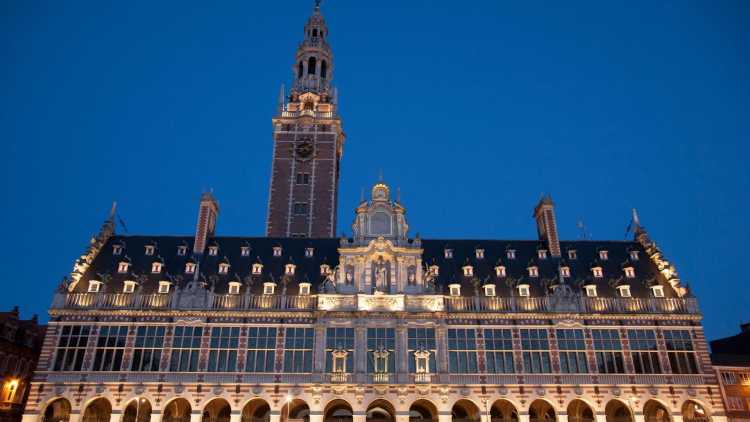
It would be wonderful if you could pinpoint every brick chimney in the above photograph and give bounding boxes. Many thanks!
[533,195,561,257]
[193,191,219,255]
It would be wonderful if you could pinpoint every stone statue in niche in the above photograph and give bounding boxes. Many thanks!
[372,258,390,293]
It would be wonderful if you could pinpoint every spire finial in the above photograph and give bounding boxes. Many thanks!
[314,0,322,11]
[360,187,365,203]
[378,168,384,182]
[108,201,117,223]
[632,208,641,229]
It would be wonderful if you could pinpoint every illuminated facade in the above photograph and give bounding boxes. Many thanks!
[0,308,45,422]
[22,5,726,422]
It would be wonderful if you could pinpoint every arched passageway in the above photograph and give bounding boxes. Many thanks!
[567,400,594,422]
[490,400,518,422]
[242,399,272,422]
[452,400,480,422]
[409,400,438,422]
[82,398,112,422]
[325,400,353,422]
[282,399,310,422]
[42,398,71,422]
[123,398,152,422]
[605,400,633,422]
[203,399,231,422]
[366,400,395,422]
[644,401,670,422]
[681,401,710,422]
[529,400,555,422]
[163,399,192,422]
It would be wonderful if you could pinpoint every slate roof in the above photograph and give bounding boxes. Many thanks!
[74,235,678,299]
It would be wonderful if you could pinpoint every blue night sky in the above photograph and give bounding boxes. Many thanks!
[2,1,748,340]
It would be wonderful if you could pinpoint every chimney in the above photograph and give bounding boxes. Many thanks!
[741,322,750,334]
[193,191,219,255]
[534,195,561,257]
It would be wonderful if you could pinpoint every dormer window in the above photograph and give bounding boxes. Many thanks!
[208,246,218,256]
[305,247,314,258]
[629,250,639,261]
[151,262,163,274]
[273,247,282,257]
[599,250,609,261]
[252,263,263,275]
[517,284,530,297]
[527,266,539,278]
[507,250,516,260]
[285,263,296,275]
[320,264,330,275]
[218,263,230,274]
[617,285,631,298]
[158,281,171,294]
[592,267,604,278]
[123,280,136,294]
[568,249,577,260]
[240,246,250,257]
[429,265,439,276]
[88,280,102,293]
[144,245,155,256]
[185,262,196,274]
[299,282,311,296]
[585,285,597,297]
[462,265,473,277]
[495,266,506,278]
[177,245,187,256]
[624,267,636,278]
[449,284,461,296]
[444,249,453,259]
[560,266,571,278]
[263,282,276,295]
[651,285,665,298]
[117,261,130,274]
[483,284,496,297]
[228,282,241,295]
[538,249,548,259]
[475,249,485,259]
[112,245,123,256]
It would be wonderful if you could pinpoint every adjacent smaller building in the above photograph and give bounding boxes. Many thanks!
[711,324,750,422]
[0,308,46,422]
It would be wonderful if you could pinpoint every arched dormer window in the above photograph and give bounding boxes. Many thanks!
[527,266,539,278]
[462,265,473,277]
[624,267,636,278]
[298,61,304,78]
[321,60,327,78]
[560,266,571,278]
[88,280,102,293]
[118,261,130,274]
[312,28,318,38]
[592,266,604,278]
[228,281,241,295]
[308,57,317,75]
[252,263,263,275]
[483,284,496,297]
[185,262,196,274]
[449,283,461,296]
[495,265,506,278]
[151,262,163,274]
[320,264,330,275]
[285,263,296,275]
[218,262,230,274]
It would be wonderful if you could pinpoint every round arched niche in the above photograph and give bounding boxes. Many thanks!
[529,400,556,422]
[242,399,272,422]
[490,399,519,422]
[324,399,353,422]
[452,399,481,422]
[605,400,633,422]
[282,399,310,422]
[43,398,72,422]
[203,399,231,422]
[82,398,112,422]
[163,398,192,422]
[410,400,438,422]
[366,400,395,422]
[644,400,670,422]
[123,398,152,422]
[681,401,710,422]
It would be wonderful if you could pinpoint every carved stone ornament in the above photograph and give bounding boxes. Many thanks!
[687,387,696,397]
[374,385,388,396]
[648,386,658,396]
[174,317,205,324]
[535,387,545,396]
[612,387,621,397]
[460,387,471,397]
[498,386,509,396]
[252,385,263,395]
[212,385,224,395]
[134,384,146,394]
[174,384,185,394]
[94,384,106,394]
[417,386,431,396]
[54,385,66,396]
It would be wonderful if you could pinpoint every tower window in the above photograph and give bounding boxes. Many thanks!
[151,262,163,274]
[273,247,282,257]
[568,249,577,260]
[462,265,473,277]
[296,173,310,185]
[624,267,636,278]
[112,245,123,255]
[475,249,484,259]
[495,266,506,278]
[599,250,609,260]
[444,249,453,259]
[308,57,317,75]
[208,246,218,256]
[118,262,130,274]
[285,263,296,275]
[429,265,439,276]
[592,267,604,278]
[538,249,548,259]
[320,264,330,275]
[298,61,303,78]
[560,266,571,278]
[144,245,155,256]
[294,203,309,215]
[528,266,539,278]
[240,246,250,257]
[177,245,187,256]
[507,249,516,260]
[305,247,314,258]
[321,60,327,78]
[630,250,640,261]
[218,263,230,274]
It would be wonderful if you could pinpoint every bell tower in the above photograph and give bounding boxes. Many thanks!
[266,1,345,238]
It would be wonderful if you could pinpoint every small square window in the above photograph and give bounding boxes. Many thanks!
[273,247,282,257]
[495,266,506,278]
[285,264,296,275]
[538,249,548,259]
[299,282,311,295]
[252,263,263,275]
[144,245,155,256]
[296,173,310,185]
[117,262,130,274]
[630,250,639,261]
[218,263,230,274]
[208,246,218,256]
[185,262,196,274]
[305,247,314,258]
[444,249,453,259]
[88,281,101,293]
[475,249,485,259]
[123,280,136,294]
[449,284,461,296]
[462,265,473,277]
[158,281,171,294]
[177,245,187,256]
[112,245,123,256]
[151,262,163,274]
[624,267,636,278]
[240,246,250,257]
[585,285,597,297]
[528,266,539,277]
[618,285,631,298]
[592,267,603,278]
[320,264,330,275]
[651,285,664,298]
[560,266,570,278]
[507,249,516,260]
[228,282,240,295]
[293,202,309,215]
[568,249,577,260]
[599,250,609,260]
[518,285,530,297]
[263,282,276,295]
[483,284,496,297]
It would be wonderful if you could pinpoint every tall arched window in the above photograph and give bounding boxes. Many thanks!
[312,29,318,37]
[298,61,303,78]
[308,57,317,75]
[321,60,327,78]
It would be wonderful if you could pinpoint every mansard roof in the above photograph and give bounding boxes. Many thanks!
[73,234,677,299]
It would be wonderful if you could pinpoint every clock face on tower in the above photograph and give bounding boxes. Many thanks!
[295,141,314,160]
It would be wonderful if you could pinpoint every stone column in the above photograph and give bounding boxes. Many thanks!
[436,322,449,374]
[150,412,161,422]
[313,323,327,374]
[594,413,607,422]
[309,412,324,422]
[558,414,568,422]
[356,323,367,374]
[671,415,684,422]
[353,411,366,422]
[517,414,529,422]
[270,410,281,422]
[633,413,645,422]
[230,411,242,422]
[190,411,202,422]
[110,410,123,422]
[396,325,408,381]
[69,412,81,422]
[21,414,38,422]
[438,412,452,422]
